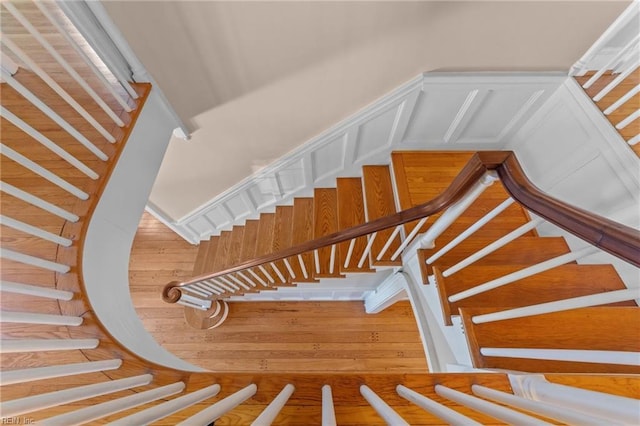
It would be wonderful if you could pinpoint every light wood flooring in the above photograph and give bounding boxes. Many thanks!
[129,212,429,373]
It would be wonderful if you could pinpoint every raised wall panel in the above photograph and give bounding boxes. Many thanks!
[354,105,398,162]
[204,205,232,229]
[187,216,214,238]
[224,193,253,221]
[247,179,277,210]
[312,134,347,182]
[276,158,306,196]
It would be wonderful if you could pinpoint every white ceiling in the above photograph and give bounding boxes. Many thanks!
[102,1,629,220]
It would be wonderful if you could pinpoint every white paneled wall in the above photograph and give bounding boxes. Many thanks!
[152,73,564,243]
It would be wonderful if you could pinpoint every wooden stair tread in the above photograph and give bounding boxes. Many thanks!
[192,240,211,276]
[253,213,278,288]
[291,198,318,283]
[337,177,374,273]
[362,165,401,266]
[435,264,635,325]
[202,236,219,274]
[212,231,233,272]
[240,220,260,262]
[272,206,295,286]
[314,188,344,278]
[460,306,640,374]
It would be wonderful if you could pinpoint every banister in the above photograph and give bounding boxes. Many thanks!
[163,151,640,303]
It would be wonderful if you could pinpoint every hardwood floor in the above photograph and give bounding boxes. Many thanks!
[129,213,429,373]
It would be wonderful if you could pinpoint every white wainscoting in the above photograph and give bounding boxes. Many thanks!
[153,73,564,243]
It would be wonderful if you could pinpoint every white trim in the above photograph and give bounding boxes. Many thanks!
[364,272,407,314]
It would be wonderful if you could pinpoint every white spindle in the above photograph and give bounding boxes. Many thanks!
[198,282,222,295]
[0,247,70,273]
[42,382,185,426]
[0,214,72,246]
[593,57,640,101]
[604,84,640,115]
[179,293,212,310]
[175,384,258,426]
[258,265,276,284]
[628,134,640,145]
[282,259,296,280]
[322,385,337,426]
[391,217,428,260]
[329,244,337,274]
[427,198,515,265]
[1,50,18,74]
[343,239,356,268]
[0,338,98,353]
[358,232,377,268]
[509,374,640,425]
[212,278,236,292]
[481,348,640,366]
[1,106,99,179]
[3,1,126,127]
[0,280,73,300]
[248,269,268,287]
[191,283,216,295]
[1,374,153,418]
[177,299,208,311]
[229,274,251,290]
[314,249,321,274]
[616,109,640,129]
[360,385,409,426]
[396,385,482,426]
[251,384,295,425]
[33,1,133,112]
[416,172,498,249]
[448,246,599,302]
[0,310,82,326]
[270,262,287,282]
[471,384,616,426]
[434,385,553,426]
[376,225,402,260]
[1,144,89,200]
[582,35,640,89]
[298,254,309,279]
[184,286,210,298]
[206,301,230,330]
[0,34,118,143]
[473,288,640,324]
[1,69,110,158]
[0,181,79,222]
[109,383,221,426]
[0,359,121,386]
[443,218,543,277]
[220,276,241,290]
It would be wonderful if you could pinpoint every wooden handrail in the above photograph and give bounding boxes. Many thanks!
[163,151,640,303]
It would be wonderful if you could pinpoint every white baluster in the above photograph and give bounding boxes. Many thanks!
[41,382,185,426]
[2,374,153,418]
[443,218,543,277]
[179,293,212,310]
[258,265,276,284]
[0,181,79,222]
[238,271,258,287]
[1,144,89,200]
[0,280,73,300]
[322,385,337,426]
[0,34,118,143]
[251,384,295,425]
[396,385,482,426]
[0,68,111,157]
[175,384,258,426]
[376,225,402,260]
[435,385,553,425]
[360,385,409,425]
[220,276,241,290]
[282,259,296,280]
[628,134,640,145]
[297,254,309,279]
[0,106,99,179]
[473,288,640,324]
[247,269,268,287]
[212,278,236,292]
[616,109,640,130]
[0,338,98,353]
[509,374,640,425]
[471,384,617,426]
[191,283,216,295]
[177,299,208,311]
[329,244,337,274]
[184,285,210,298]
[229,274,251,290]
[0,247,70,273]
[3,1,125,127]
[391,217,428,260]
[582,35,640,88]
[0,214,72,246]
[33,1,133,112]
[270,262,287,282]
[358,232,377,268]
[481,348,640,366]
[343,239,356,268]
[108,383,221,426]
[427,198,514,265]
[448,246,599,302]
[593,57,640,102]
[0,310,82,326]
[0,359,122,385]
[314,249,321,274]
[604,84,640,115]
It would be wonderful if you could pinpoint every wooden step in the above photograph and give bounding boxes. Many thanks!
[240,220,260,262]
[424,236,571,276]
[436,264,635,325]
[212,230,233,272]
[362,165,401,267]
[460,306,640,374]
[291,198,319,283]
[192,239,211,276]
[254,213,279,288]
[271,206,296,286]
[337,178,374,273]
[313,188,344,278]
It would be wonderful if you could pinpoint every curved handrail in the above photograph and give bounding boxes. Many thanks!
[163,151,640,303]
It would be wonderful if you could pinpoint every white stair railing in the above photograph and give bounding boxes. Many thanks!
[175,384,257,426]
[251,384,295,425]
[396,384,482,425]
[321,385,337,426]
[360,385,409,426]
[480,348,640,367]
[0,359,122,385]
